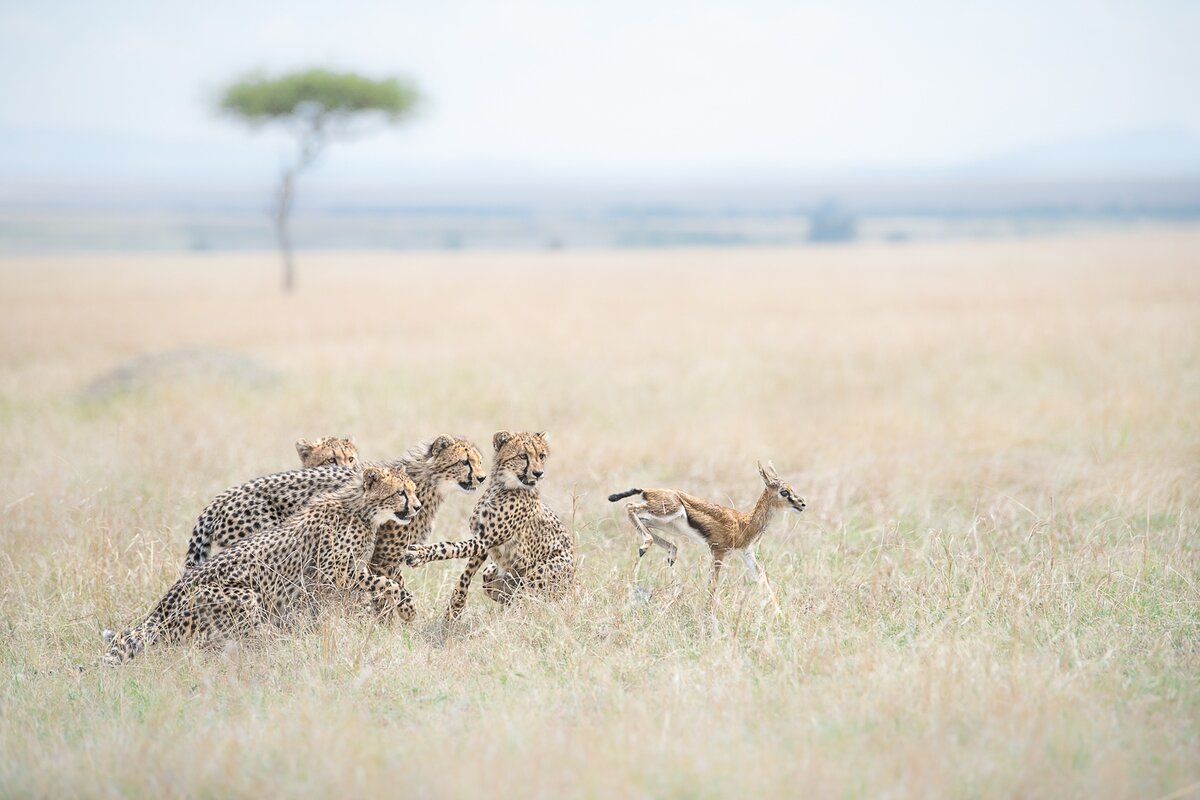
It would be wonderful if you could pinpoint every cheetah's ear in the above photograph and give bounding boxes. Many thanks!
[296,439,314,460]
[362,467,382,491]
[535,431,549,444]
[493,431,513,451]
[429,435,454,457]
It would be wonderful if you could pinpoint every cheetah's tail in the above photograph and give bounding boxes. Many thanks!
[99,622,150,665]
[607,488,643,502]
[183,508,216,568]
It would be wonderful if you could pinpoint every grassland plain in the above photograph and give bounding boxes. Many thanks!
[0,230,1197,798]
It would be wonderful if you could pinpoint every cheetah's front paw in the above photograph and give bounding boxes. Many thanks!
[395,590,417,623]
[403,544,431,567]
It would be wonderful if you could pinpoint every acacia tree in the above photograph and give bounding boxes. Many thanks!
[218,69,419,292]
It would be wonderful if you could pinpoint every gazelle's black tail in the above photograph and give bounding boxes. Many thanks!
[607,488,643,502]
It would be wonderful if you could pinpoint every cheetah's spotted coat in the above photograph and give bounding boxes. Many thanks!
[405,431,575,620]
[102,464,419,664]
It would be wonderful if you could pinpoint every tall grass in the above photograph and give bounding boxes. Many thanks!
[1,231,1197,797]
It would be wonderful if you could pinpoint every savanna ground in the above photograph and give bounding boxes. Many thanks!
[0,230,1197,798]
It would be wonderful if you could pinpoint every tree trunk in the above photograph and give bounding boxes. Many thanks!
[274,166,296,293]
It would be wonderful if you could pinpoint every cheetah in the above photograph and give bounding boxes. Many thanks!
[295,436,359,468]
[368,435,486,580]
[404,431,575,621]
[183,435,483,569]
[102,464,419,664]
[608,461,806,611]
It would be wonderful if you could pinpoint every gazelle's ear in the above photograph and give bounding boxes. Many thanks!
[758,461,772,485]
[493,431,513,451]
[767,460,780,479]
[362,467,381,491]
[296,439,314,460]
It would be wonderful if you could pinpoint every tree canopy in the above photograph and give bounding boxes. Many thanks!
[219,68,419,131]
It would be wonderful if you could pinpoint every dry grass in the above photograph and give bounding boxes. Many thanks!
[1,231,1198,798]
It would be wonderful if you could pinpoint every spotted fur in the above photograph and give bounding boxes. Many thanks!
[184,435,483,570]
[404,431,575,620]
[296,436,359,468]
[368,435,486,579]
[101,464,419,664]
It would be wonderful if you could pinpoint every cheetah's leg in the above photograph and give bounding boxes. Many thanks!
[353,565,415,622]
[522,552,576,601]
[405,536,488,568]
[447,553,487,621]
[190,586,265,646]
[481,562,522,605]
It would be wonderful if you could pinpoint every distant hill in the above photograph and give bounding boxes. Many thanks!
[1,127,1199,216]
[952,128,1200,179]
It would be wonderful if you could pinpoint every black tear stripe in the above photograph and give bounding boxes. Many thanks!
[683,509,712,541]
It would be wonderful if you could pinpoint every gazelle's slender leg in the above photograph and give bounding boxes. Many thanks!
[741,547,782,614]
[708,545,729,608]
[626,504,656,557]
[627,505,679,565]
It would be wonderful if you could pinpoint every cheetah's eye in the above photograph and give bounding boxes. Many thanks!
[325,458,337,465]
[462,459,470,466]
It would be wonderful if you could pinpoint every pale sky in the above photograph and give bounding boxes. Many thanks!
[1,0,1198,181]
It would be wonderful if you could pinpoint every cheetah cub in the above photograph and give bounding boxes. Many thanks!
[295,436,359,468]
[608,461,806,611]
[101,464,419,664]
[404,431,575,620]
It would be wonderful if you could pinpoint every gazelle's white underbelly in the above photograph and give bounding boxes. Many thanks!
[640,509,709,547]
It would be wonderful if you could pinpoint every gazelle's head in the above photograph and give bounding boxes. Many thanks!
[758,461,807,514]
[492,431,550,490]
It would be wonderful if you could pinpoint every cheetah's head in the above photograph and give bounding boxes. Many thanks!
[362,463,421,529]
[491,431,550,490]
[758,461,806,514]
[296,436,359,468]
[425,435,487,494]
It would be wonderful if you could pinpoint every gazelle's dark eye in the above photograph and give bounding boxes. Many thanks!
[780,490,789,498]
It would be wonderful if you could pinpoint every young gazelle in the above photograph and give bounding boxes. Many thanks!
[608,462,805,611]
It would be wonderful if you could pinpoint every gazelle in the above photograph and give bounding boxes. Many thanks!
[608,462,806,611]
